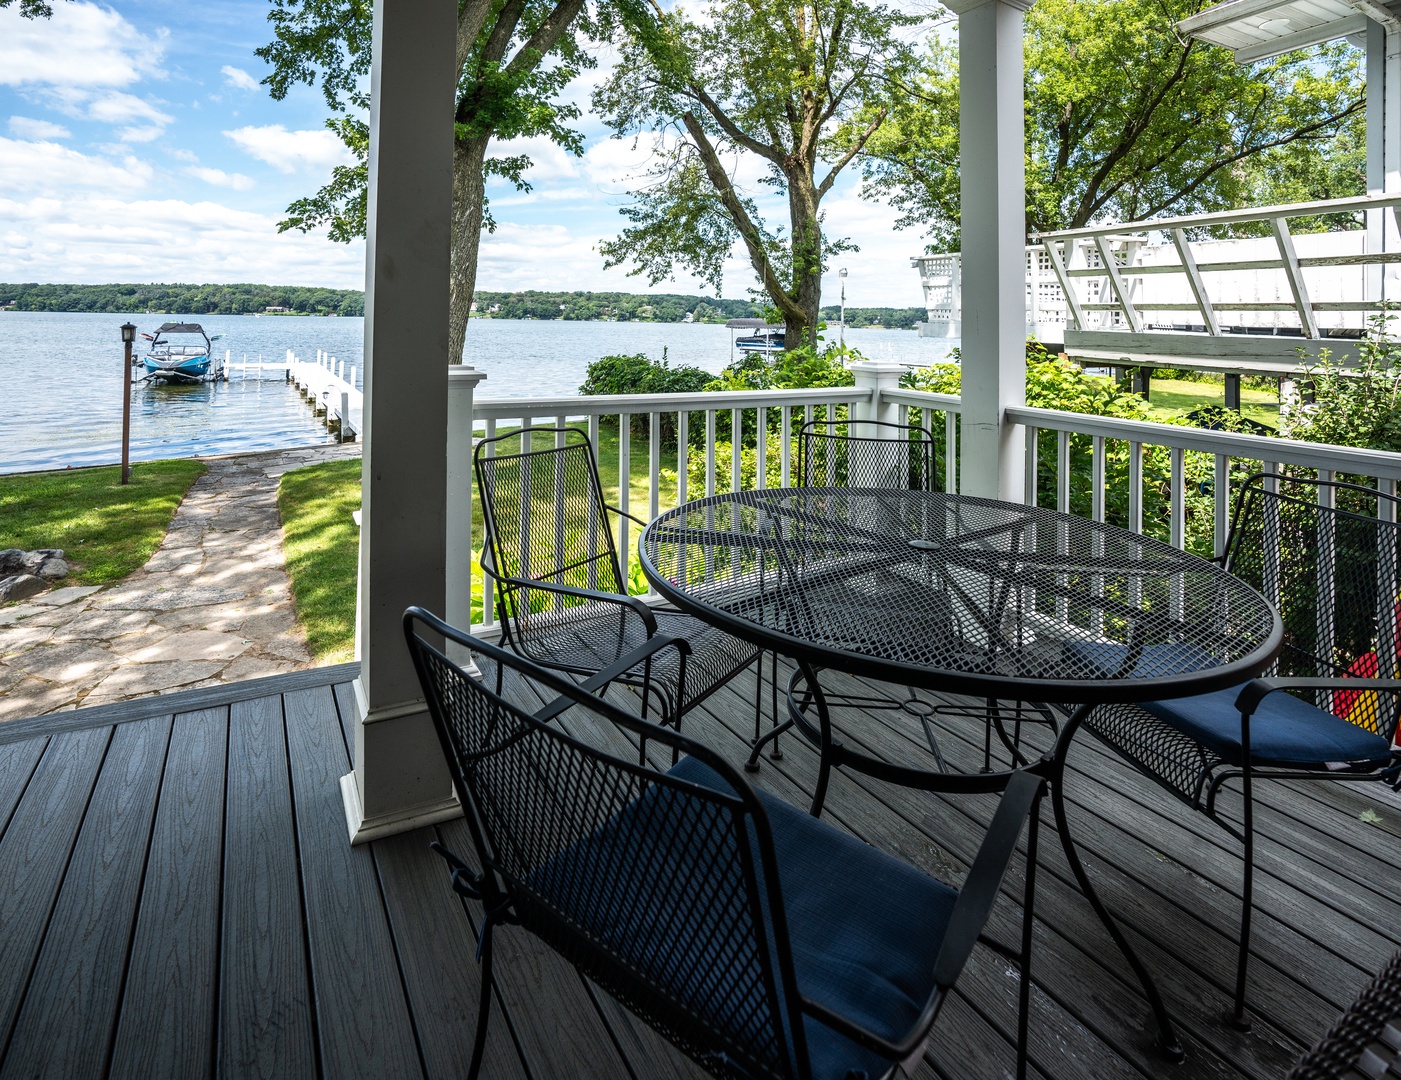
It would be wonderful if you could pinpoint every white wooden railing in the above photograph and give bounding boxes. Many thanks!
[462,381,1401,633]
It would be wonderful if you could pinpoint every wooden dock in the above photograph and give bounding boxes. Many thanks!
[0,657,1396,1078]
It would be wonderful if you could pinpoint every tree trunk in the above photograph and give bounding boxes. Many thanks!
[448,134,490,366]
[785,175,823,350]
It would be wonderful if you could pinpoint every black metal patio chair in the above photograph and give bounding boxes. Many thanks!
[1080,473,1401,1028]
[798,417,936,490]
[404,606,1047,1080]
[1287,949,1401,1080]
[475,427,762,744]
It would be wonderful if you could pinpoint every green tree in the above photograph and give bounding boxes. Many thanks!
[257,0,595,363]
[858,0,1364,249]
[0,0,54,15]
[593,0,919,350]
[1283,318,1401,453]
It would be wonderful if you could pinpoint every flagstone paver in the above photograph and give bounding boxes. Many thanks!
[0,443,361,721]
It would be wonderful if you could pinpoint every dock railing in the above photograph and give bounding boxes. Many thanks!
[288,350,362,441]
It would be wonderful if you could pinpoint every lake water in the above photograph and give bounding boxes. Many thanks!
[0,311,954,474]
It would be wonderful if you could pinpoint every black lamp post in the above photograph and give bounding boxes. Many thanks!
[120,322,136,483]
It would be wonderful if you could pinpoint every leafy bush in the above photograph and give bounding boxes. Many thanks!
[579,351,715,446]
[1283,317,1401,453]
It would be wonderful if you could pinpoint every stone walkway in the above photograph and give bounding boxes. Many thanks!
[0,443,361,722]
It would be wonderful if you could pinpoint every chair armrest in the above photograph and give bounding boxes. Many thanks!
[1234,677,1401,719]
[798,769,1047,1061]
[533,635,688,724]
[481,555,659,638]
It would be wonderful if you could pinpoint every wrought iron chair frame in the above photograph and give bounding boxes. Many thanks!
[404,606,1047,1080]
[474,426,763,739]
[1083,472,1401,1028]
[797,417,937,491]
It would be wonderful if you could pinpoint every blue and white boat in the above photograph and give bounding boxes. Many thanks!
[142,323,223,383]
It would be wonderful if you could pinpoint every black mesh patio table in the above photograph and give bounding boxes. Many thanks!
[640,487,1283,1062]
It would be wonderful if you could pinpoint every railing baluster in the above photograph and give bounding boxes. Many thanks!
[780,405,792,487]
[706,410,717,497]
[1056,429,1070,514]
[1214,453,1230,560]
[1170,446,1185,550]
[1024,426,1039,507]
[587,414,600,592]
[1317,469,1336,708]
[649,412,661,523]
[1129,440,1143,534]
[553,418,568,612]
[1377,477,1398,682]
[481,418,497,630]
[756,407,767,490]
[1092,435,1105,523]
[677,411,689,505]
[732,408,743,492]
[619,412,631,586]
[945,412,957,494]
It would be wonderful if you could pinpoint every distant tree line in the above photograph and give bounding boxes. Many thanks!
[0,283,365,317]
[473,290,761,323]
[818,306,925,330]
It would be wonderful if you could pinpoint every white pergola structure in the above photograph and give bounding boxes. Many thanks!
[340,0,1037,841]
[1178,0,1401,293]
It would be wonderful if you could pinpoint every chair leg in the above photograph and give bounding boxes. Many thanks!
[1015,791,1043,1080]
[1229,761,1255,1030]
[468,925,497,1080]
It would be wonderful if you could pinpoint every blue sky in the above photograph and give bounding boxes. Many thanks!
[0,0,930,306]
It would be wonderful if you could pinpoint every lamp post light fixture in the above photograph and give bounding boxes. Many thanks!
[838,268,848,348]
[120,322,136,484]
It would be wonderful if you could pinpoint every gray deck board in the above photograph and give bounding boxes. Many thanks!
[1,716,171,1080]
[218,693,317,1080]
[109,707,228,1080]
[0,660,1395,1079]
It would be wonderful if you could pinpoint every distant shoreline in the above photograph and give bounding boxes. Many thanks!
[0,283,925,330]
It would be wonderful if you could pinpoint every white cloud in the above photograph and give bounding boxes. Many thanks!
[118,125,164,144]
[0,2,158,88]
[8,116,70,140]
[84,92,173,127]
[0,137,151,196]
[488,135,582,184]
[221,66,261,93]
[0,195,365,288]
[224,125,353,174]
[184,166,255,191]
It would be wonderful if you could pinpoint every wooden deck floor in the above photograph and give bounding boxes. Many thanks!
[0,659,1398,1079]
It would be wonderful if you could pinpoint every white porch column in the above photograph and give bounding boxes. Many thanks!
[446,365,487,656]
[342,0,459,844]
[948,0,1031,501]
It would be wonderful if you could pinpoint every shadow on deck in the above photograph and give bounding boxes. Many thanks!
[0,658,1397,1079]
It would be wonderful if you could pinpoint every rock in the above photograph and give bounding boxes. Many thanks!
[20,550,63,575]
[37,559,69,581]
[0,550,22,574]
[0,575,46,603]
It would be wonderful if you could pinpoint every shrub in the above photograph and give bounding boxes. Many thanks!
[579,351,714,446]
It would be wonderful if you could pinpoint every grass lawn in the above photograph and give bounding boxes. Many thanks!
[277,422,683,661]
[0,460,206,589]
[1142,376,1281,428]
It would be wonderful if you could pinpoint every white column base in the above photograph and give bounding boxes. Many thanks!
[340,771,461,846]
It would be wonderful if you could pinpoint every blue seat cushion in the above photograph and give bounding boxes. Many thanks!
[1141,684,1394,767]
[1062,640,1217,681]
[529,754,957,1080]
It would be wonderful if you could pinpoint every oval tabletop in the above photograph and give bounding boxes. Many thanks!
[639,488,1283,705]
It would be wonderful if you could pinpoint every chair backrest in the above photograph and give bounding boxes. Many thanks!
[475,427,627,613]
[799,419,935,489]
[1224,472,1401,740]
[404,608,811,1079]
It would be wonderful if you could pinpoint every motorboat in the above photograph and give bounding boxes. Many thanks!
[141,323,224,383]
